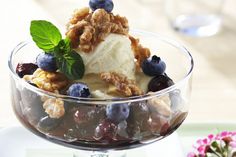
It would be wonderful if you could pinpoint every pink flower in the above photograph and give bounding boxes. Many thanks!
[188,131,236,157]
[230,141,236,148]
[187,152,196,157]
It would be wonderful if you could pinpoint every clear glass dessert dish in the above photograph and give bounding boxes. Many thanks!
[8,30,193,154]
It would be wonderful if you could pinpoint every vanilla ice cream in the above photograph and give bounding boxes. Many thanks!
[77,34,136,80]
[76,33,153,97]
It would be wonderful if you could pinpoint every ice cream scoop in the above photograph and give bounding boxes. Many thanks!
[76,34,136,80]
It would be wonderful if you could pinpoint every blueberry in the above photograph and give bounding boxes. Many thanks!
[74,109,91,125]
[16,63,38,78]
[106,103,130,123]
[128,102,150,124]
[117,121,129,138]
[67,83,91,98]
[37,116,61,131]
[71,106,106,141]
[126,123,141,140]
[36,53,58,72]
[64,128,78,142]
[126,101,150,135]
[148,74,174,92]
[89,0,114,13]
[94,119,117,141]
[20,87,47,125]
[74,106,105,125]
[142,55,166,76]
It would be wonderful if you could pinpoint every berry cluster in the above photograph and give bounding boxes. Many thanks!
[141,55,174,92]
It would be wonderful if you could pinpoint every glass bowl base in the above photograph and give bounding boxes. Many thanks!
[0,126,184,157]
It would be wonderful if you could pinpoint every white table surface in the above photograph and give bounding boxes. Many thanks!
[1,0,236,127]
[0,126,184,157]
[1,123,236,157]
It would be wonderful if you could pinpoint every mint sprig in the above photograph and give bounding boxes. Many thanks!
[54,38,71,54]
[30,20,84,79]
[30,20,62,52]
[58,50,85,80]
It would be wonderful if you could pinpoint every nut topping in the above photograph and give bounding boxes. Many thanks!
[100,72,143,97]
[66,8,129,53]
[23,68,69,92]
[129,35,151,69]
[43,98,65,119]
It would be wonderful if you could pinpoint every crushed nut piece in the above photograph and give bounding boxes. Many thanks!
[66,8,129,52]
[23,68,69,92]
[147,93,171,117]
[129,35,151,68]
[69,7,90,25]
[91,90,113,99]
[43,98,65,119]
[100,72,143,97]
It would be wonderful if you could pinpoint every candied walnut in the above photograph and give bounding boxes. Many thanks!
[67,21,95,50]
[111,15,129,33]
[148,93,171,117]
[91,8,111,25]
[100,72,143,97]
[91,90,113,99]
[43,98,65,119]
[23,68,69,92]
[129,35,151,69]
[66,8,129,52]
[69,7,90,25]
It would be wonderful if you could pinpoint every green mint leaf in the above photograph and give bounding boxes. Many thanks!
[57,50,85,79]
[30,20,62,52]
[54,38,71,55]
[61,38,71,53]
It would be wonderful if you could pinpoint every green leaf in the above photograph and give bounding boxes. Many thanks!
[54,38,71,55]
[30,20,62,52]
[57,50,85,79]
[62,38,71,53]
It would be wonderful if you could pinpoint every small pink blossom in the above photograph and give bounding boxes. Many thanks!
[230,141,236,148]
[221,131,228,137]
[187,152,196,157]
[208,134,214,140]
[188,131,236,157]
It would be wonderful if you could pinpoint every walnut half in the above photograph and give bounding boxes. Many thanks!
[129,35,151,69]
[43,98,65,119]
[23,68,69,92]
[100,72,143,97]
[66,8,129,53]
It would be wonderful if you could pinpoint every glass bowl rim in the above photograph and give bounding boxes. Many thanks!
[8,29,194,104]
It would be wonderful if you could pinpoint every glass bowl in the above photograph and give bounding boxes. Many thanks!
[8,30,193,152]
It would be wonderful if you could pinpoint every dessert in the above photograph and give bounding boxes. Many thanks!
[12,0,188,149]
